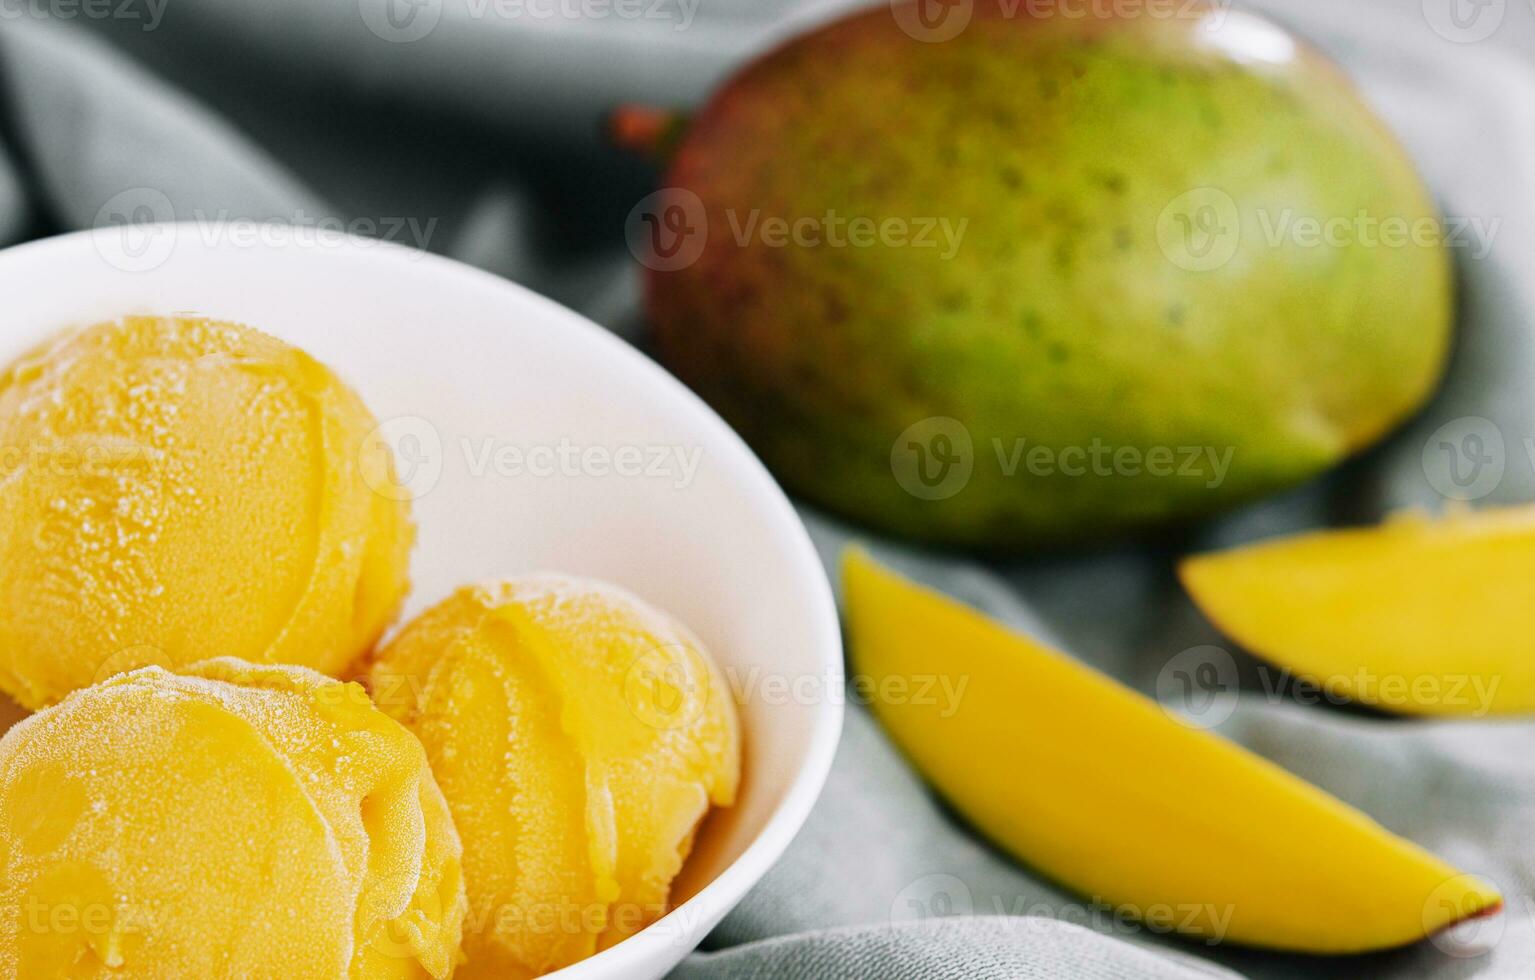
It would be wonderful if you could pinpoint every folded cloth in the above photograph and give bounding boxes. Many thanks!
[672,917,1241,979]
[2,2,1535,976]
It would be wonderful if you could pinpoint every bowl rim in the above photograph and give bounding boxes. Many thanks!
[0,224,847,976]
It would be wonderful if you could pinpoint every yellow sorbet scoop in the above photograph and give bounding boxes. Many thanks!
[367,576,741,979]
[0,315,414,708]
[0,658,466,978]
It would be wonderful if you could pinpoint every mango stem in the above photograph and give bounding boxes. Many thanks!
[607,105,690,161]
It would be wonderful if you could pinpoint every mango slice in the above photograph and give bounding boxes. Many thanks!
[1182,506,1535,716]
[844,549,1500,953]
[0,316,414,709]
[0,659,466,978]
[366,576,740,978]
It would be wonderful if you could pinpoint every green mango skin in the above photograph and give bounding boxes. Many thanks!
[646,2,1452,549]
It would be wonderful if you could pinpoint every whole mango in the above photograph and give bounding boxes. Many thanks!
[642,1,1452,548]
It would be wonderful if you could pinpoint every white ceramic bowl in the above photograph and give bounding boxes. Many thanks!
[0,224,844,979]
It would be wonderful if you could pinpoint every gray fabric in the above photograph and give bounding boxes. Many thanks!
[2,2,1534,977]
[672,918,1239,979]
[0,16,316,228]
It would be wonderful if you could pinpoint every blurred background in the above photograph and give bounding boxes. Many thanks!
[0,0,1529,340]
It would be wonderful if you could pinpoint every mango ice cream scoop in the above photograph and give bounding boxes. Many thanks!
[0,315,413,708]
[367,576,741,978]
[0,658,466,978]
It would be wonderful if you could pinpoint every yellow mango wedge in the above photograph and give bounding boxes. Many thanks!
[1182,506,1535,716]
[843,549,1500,953]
